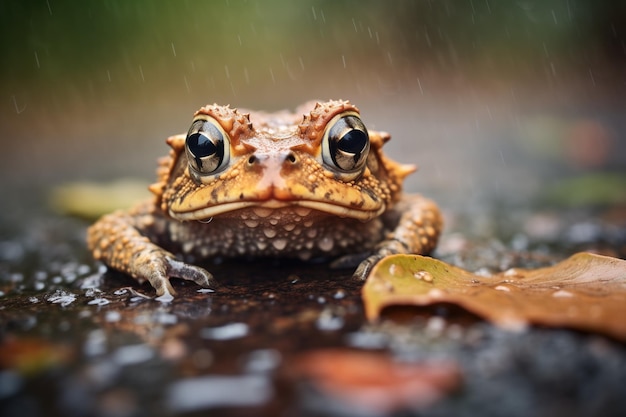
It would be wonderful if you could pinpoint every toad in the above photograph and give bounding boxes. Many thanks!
[87,100,442,300]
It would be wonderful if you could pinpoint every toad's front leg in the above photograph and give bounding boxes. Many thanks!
[354,194,443,280]
[87,202,212,301]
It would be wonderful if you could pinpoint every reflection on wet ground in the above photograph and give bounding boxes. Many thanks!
[1,189,625,417]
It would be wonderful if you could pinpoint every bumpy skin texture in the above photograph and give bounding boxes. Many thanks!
[87,100,442,300]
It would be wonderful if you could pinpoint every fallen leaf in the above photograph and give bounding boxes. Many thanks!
[288,349,461,414]
[0,337,73,375]
[49,179,151,219]
[363,253,626,340]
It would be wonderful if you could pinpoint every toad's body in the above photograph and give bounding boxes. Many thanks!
[87,100,442,300]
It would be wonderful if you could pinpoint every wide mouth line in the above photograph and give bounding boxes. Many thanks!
[169,199,383,222]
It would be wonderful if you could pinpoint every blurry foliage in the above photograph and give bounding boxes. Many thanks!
[1,0,624,92]
[544,173,626,207]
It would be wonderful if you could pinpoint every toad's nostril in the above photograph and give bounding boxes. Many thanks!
[285,152,297,164]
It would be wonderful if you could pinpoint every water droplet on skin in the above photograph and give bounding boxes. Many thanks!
[272,238,287,250]
[504,268,523,278]
[552,290,574,298]
[495,285,511,292]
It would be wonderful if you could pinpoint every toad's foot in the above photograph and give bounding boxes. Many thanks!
[87,208,213,301]
[352,239,410,280]
[353,195,443,280]
[127,252,213,302]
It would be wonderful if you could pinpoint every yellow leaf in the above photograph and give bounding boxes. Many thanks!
[363,253,626,340]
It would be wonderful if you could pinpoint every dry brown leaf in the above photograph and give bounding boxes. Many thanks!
[363,253,626,340]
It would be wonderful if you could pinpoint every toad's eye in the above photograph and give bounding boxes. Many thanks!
[322,113,370,176]
[185,118,230,177]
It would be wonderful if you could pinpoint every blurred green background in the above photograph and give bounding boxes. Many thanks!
[1,0,625,204]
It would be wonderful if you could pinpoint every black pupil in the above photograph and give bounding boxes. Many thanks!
[338,130,367,154]
[188,132,217,157]
[186,121,225,172]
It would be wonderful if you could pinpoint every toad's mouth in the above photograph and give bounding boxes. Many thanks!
[169,199,385,222]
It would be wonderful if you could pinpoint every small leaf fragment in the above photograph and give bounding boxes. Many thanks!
[363,253,626,340]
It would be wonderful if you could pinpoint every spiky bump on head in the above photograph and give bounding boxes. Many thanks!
[194,104,254,155]
[297,100,359,152]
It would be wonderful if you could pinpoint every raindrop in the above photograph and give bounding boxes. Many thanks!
[88,298,110,306]
[269,67,275,83]
[47,290,77,307]
[413,270,433,282]
[589,68,596,87]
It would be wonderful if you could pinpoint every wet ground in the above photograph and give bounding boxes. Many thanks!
[1,181,625,417]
